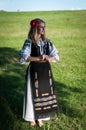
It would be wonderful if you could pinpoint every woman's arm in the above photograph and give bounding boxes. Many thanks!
[26,56,42,62]
[41,55,55,62]
[48,41,59,62]
[48,56,56,62]
[26,55,55,63]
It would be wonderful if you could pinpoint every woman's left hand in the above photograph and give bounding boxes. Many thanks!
[42,55,51,62]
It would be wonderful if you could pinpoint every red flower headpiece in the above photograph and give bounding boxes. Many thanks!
[30,20,39,28]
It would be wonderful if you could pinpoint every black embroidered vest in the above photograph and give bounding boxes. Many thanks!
[31,42,50,56]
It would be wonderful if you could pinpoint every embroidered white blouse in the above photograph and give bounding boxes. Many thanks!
[20,38,59,64]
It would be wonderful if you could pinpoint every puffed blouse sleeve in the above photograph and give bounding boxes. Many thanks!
[48,40,59,62]
[19,39,31,64]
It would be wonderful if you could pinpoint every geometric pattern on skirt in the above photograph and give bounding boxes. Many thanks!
[30,61,58,120]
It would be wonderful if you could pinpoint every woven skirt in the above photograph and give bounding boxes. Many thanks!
[23,61,58,121]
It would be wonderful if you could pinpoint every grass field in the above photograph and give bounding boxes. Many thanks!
[0,10,86,130]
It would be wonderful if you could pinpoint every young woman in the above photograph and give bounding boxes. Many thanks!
[20,18,59,127]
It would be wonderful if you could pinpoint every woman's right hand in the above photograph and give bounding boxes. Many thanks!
[42,55,49,61]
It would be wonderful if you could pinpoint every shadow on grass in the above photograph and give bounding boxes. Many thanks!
[0,47,85,130]
[0,47,26,130]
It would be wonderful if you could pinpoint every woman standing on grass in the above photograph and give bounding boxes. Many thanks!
[20,18,59,127]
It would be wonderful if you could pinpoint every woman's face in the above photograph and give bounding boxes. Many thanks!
[37,22,46,35]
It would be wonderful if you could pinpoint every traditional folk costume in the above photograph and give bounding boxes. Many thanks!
[20,38,59,121]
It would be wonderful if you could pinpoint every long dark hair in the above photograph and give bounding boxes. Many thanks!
[28,18,47,43]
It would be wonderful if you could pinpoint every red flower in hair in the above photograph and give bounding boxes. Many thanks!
[30,20,39,28]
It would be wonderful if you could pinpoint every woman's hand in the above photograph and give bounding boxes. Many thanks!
[42,55,55,62]
[41,55,51,62]
[42,55,49,61]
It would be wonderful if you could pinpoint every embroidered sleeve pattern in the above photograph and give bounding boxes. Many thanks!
[48,40,59,62]
[20,39,31,64]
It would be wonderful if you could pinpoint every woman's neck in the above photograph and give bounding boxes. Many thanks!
[35,34,41,43]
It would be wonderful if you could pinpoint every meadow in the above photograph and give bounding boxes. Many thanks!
[0,10,86,130]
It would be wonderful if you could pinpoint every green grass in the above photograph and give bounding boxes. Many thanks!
[0,10,86,130]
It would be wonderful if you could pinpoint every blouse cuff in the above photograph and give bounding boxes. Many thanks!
[20,58,26,64]
[54,54,59,62]
[50,55,59,62]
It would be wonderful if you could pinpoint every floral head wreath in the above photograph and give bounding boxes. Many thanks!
[30,19,39,28]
